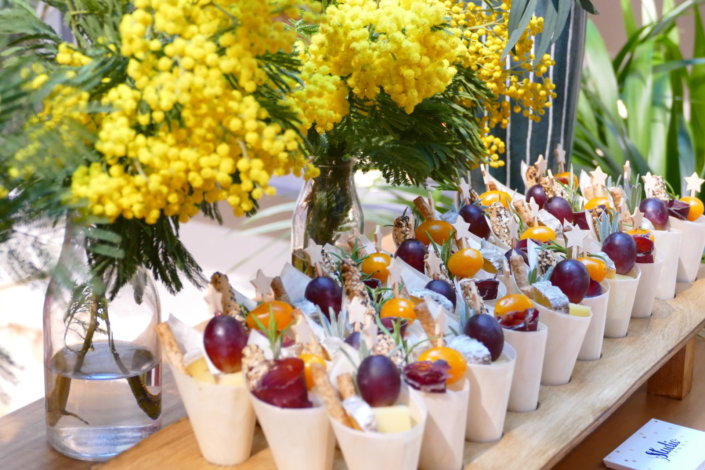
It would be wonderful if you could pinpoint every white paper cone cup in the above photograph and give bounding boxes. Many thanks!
[578,283,609,361]
[670,216,705,282]
[654,229,683,299]
[631,258,663,318]
[170,365,256,466]
[331,389,427,470]
[250,394,335,470]
[419,380,470,470]
[604,267,641,338]
[505,323,547,412]
[465,343,517,442]
[536,304,592,386]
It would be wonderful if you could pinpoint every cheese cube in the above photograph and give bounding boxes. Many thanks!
[186,357,216,384]
[569,303,591,317]
[372,405,413,434]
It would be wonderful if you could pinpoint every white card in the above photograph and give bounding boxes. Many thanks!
[604,419,705,470]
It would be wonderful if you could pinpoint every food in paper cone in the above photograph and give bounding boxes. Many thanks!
[493,293,545,412]
[670,215,705,282]
[578,282,609,361]
[624,230,661,318]
[653,229,682,299]
[154,272,261,466]
[604,267,641,338]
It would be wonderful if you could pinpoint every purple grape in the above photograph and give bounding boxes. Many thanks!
[464,314,504,361]
[545,196,574,224]
[573,211,589,229]
[425,279,456,308]
[586,279,602,298]
[379,317,410,336]
[305,276,342,319]
[357,355,401,407]
[395,239,427,273]
[526,184,548,209]
[640,198,669,230]
[550,259,590,304]
[253,358,312,409]
[458,204,491,239]
[203,315,248,373]
[602,232,637,275]
[345,331,361,349]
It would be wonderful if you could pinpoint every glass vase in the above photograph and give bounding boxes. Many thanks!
[292,158,364,275]
[43,219,162,461]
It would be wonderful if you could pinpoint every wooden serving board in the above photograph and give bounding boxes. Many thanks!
[97,277,705,470]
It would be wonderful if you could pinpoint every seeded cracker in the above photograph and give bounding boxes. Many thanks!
[270,276,289,303]
[513,199,537,227]
[311,363,357,429]
[155,322,188,374]
[510,254,532,297]
[486,202,513,247]
[642,173,669,201]
[241,345,272,390]
[210,272,244,321]
[393,213,415,247]
[459,279,488,316]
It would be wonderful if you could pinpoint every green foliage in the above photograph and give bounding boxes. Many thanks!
[308,66,493,187]
[573,0,705,194]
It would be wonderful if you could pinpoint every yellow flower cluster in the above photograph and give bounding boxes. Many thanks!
[70,0,319,223]
[297,0,466,127]
[448,0,556,168]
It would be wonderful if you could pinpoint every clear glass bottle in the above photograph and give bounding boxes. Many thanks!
[43,220,161,461]
[291,159,364,275]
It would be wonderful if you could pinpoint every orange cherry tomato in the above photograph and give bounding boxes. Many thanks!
[418,346,467,384]
[625,229,654,242]
[494,294,533,316]
[247,300,295,332]
[680,196,705,221]
[555,172,579,188]
[584,197,611,210]
[380,298,417,323]
[415,220,455,245]
[479,190,512,209]
[520,226,556,243]
[577,256,609,283]
[447,248,484,278]
[361,252,392,283]
[300,353,326,390]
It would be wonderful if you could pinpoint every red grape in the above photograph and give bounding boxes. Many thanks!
[526,184,548,209]
[586,279,602,297]
[550,259,590,304]
[545,196,574,224]
[403,360,450,393]
[464,314,504,361]
[640,198,669,230]
[458,204,491,239]
[602,232,637,274]
[254,357,312,408]
[475,278,499,300]
[203,315,248,373]
[305,276,342,319]
[497,308,539,331]
[395,239,427,273]
[425,279,457,308]
[357,355,401,407]
[668,199,690,220]
[573,211,589,229]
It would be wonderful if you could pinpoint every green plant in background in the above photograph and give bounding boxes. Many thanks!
[573,0,705,193]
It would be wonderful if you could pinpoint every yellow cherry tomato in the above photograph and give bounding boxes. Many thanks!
[361,252,392,283]
[418,346,467,384]
[584,197,611,210]
[300,353,327,390]
[577,256,609,283]
[415,220,454,245]
[380,298,417,323]
[520,226,556,243]
[494,294,533,316]
[680,196,705,221]
[247,300,295,332]
[479,190,512,209]
[447,248,484,278]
